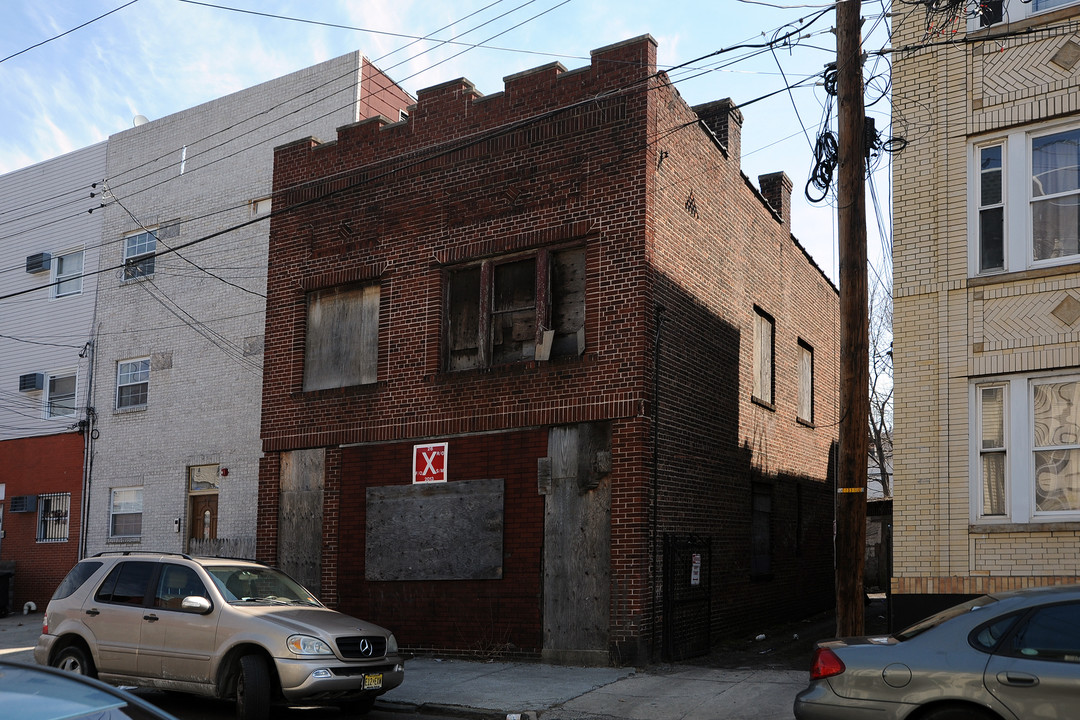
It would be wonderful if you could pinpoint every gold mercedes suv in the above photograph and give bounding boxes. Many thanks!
[35,552,404,719]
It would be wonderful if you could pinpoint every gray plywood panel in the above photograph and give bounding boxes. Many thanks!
[365,478,504,581]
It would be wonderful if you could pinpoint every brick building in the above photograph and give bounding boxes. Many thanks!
[892,3,1080,626]
[83,53,411,560]
[260,35,839,665]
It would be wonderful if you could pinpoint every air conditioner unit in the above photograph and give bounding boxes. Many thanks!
[18,373,44,392]
[25,252,51,274]
[10,495,36,513]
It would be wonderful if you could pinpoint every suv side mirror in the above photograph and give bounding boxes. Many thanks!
[181,596,213,614]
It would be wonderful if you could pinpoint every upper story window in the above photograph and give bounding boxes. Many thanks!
[972,121,1080,275]
[752,307,775,407]
[116,358,150,410]
[798,340,814,424]
[446,247,585,371]
[123,230,156,280]
[303,283,380,391]
[972,374,1080,523]
[52,250,84,298]
[46,372,77,419]
[975,0,1080,28]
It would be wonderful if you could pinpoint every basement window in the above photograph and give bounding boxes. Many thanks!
[446,247,585,371]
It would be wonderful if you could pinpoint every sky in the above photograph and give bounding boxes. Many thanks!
[0,0,897,284]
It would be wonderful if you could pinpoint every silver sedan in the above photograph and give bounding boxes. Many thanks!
[794,584,1080,720]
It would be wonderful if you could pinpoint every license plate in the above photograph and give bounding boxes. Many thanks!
[364,674,383,690]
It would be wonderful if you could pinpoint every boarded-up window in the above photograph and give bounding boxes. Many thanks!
[798,340,814,423]
[549,248,586,358]
[447,247,585,371]
[492,258,537,365]
[753,307,774,405]
[303,284,380,391]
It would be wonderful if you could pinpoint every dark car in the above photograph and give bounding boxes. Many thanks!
[794,584,1080,720]
[0,659,179,720]
[36,552,403,720]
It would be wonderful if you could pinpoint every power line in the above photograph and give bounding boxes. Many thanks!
[0,0,141,65]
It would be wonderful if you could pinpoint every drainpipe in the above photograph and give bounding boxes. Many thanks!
[650,305,665,662]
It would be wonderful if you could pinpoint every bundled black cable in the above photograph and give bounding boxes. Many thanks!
[806,130,839,203]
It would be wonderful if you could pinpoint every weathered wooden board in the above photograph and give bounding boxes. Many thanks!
[365,478,504,581]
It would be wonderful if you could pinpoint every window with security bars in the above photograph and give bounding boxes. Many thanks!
[37,493,71,542]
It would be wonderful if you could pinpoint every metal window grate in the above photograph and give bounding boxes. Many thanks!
[37,493,71,543]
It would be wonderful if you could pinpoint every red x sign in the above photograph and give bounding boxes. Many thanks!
[413,443,448,483]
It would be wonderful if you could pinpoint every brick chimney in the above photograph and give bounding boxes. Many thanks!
[759,172,793,237]
[693,98,742,164]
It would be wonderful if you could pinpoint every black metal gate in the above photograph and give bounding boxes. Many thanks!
[662,533,712,661]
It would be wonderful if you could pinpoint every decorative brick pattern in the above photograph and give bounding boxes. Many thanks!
[892,9,1080,620]
[261,36,840,663]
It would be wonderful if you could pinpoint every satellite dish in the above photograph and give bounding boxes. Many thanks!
[133,114,149,127]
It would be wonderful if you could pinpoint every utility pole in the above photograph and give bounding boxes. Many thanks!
[835,0,869,637]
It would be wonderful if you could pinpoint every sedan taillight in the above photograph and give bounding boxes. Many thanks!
[809,647,846,679]
[41,614,48,635]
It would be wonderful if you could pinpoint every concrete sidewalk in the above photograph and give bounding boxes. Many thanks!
[383,657,804,719]
[0,612,805,719]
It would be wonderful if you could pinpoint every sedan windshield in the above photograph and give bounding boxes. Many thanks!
[206,566,322,606]
[895,595,998,641]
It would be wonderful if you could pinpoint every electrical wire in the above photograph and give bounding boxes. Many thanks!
[0,1,141,65]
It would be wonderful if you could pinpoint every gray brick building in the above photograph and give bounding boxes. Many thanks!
[84,52,411,557]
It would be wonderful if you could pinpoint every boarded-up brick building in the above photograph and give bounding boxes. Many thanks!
[259,35,839,665]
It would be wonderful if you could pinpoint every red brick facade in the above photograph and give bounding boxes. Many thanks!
[260,36,839,664]
[0,432,84,611]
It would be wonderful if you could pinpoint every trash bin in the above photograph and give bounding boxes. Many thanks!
[0,571,11,617]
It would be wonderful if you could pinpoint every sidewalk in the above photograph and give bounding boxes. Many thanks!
[0,610,820,720]
[382,657,806,720]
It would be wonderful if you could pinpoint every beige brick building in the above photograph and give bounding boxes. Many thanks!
[892,2,1080,626]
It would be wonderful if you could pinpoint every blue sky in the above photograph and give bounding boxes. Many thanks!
[0,0,896,282]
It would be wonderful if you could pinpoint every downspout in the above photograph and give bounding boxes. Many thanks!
[650,305,665,662]
[79,329,98,561]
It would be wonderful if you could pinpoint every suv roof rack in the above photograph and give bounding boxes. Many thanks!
[91,551,194,560]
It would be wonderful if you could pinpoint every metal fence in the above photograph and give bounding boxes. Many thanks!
[662,533,712,661]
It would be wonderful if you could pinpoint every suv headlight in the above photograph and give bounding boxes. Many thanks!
[287,635,334,655]
[387,634,398,654]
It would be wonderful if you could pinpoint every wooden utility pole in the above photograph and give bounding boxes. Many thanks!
[835,0,869,637]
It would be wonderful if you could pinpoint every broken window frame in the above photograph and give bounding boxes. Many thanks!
[445,246,585,372]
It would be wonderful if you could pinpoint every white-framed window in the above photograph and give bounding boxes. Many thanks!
[110,487,143,537]
[752,307,775,406]
[972,0,1080,29]
[252,197,272,216]
[123,230,156,280]
[52,249,84,298]
[46,372,77,419]
[37,492,70,542]
[972,373,1080,523]
[971,120,1080,275]
[977,384,1008,517]
[798,340,814,424]
[116,358,150,410]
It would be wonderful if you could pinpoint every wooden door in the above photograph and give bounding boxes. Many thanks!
[189,494,218,544]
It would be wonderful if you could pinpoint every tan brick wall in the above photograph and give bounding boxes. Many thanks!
[892,10,1080,604]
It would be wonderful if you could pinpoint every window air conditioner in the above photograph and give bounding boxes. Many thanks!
[10,495,37,513]
[18,373,44,392]
[25,253,51,274]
